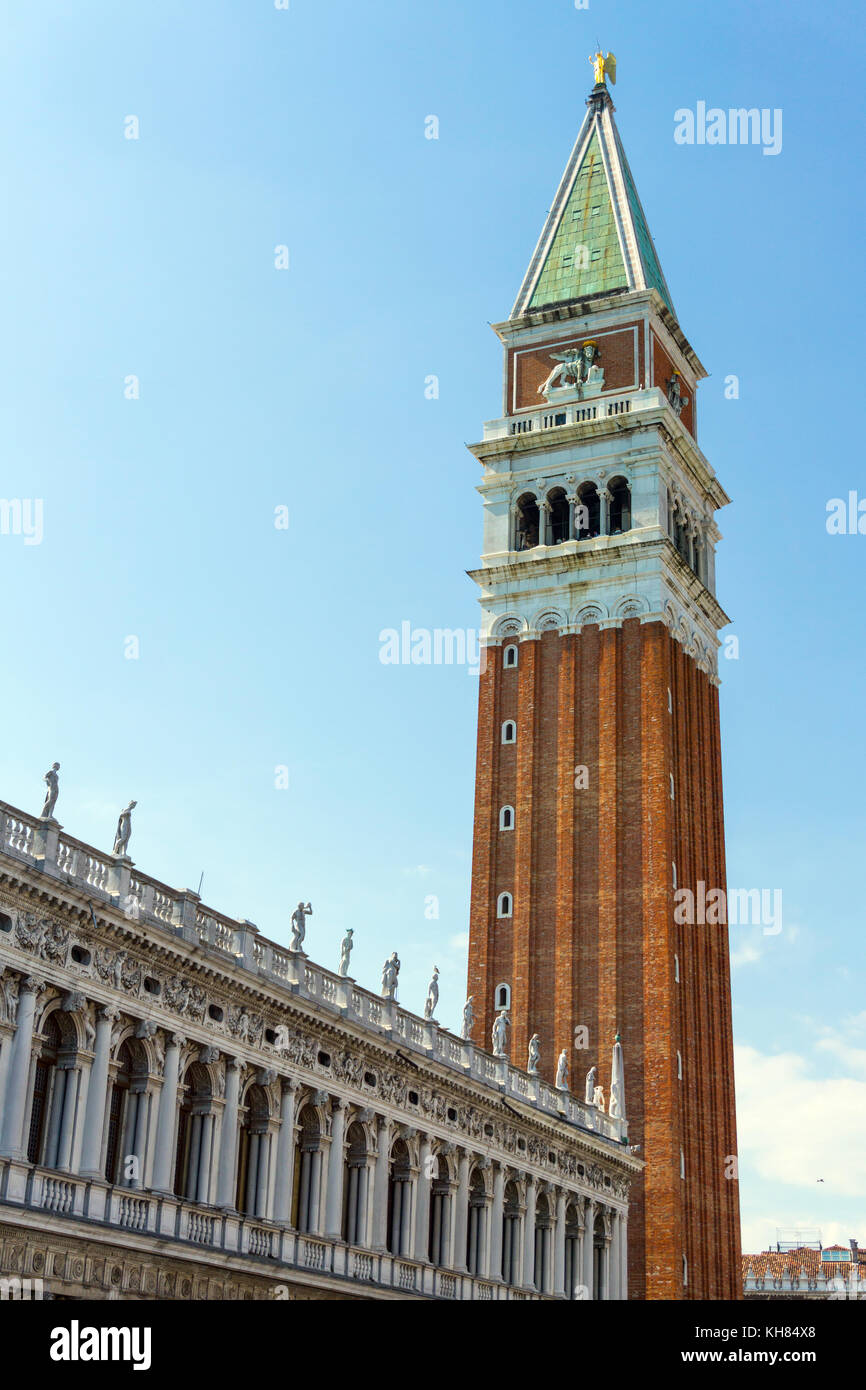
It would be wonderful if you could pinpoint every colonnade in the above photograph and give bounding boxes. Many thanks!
[0,976,627,1297]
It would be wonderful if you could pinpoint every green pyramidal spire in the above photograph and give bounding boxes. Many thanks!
[512,82,675,319]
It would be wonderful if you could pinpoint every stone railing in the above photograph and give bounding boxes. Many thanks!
[482,386,669,442]
[0,797,627,1147]
[4,1162,546,1301]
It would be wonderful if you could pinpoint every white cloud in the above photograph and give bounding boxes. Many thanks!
[735,1043,866,1196]
[401,865,431,878]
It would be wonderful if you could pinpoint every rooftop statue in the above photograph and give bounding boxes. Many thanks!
[112,800,137,857]
[590,50,616,87]
[40,762,60,820]
[290,901,312,952]
[339,928,354,977]
[462,995,476,1040]
[423,966,439,1020]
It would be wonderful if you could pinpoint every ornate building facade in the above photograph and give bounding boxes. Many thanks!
[465,71,741,1298]
[0,793,638,1301]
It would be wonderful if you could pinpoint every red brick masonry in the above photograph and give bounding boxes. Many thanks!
[467,619,741,1299]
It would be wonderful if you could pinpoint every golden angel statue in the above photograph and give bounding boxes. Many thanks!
[590,51,616,86]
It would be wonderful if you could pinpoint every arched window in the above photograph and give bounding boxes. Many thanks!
[428,1153,452,1265]
[514,493,540,551]
[680,1148,685,1179]
[576,482,600,539]
[501,1180,521,1285]
[292,1104,324,1234]
[677,1050,683,1080]
[236,1083,271,1217]
[496,893,512,920]
[534,1192,553,1293]
[342,1122,370,1246]
[501,720,516,745]
[669,773,675,800]
[547,487,569,544]
[494,983,511,1011]
[683,1254,688,1287]
[674,953,680,983]
[499,805,514,831]
[467,1168,487,1275]
[608,476,631,534]
[387,1138,413,1255]
[503,644,518,669]
[672,862,677,890]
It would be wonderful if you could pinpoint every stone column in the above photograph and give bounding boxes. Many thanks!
[324,1098,346,1239]
[371,1116,393,1251]
[523,1175,538,1289]
[582,1197,595,1300]
[540,499,551,546]
[566,495,577,541]
[414,1134,432,1262]
[215,1057,244,1208]
[0,977,42,1159]
[254,1126,272,1218]
[197,1112,215,1205]
[553,1189,567,1297]
[601,1211,611,1300]
[489,1164,505,1281]
[619,1212,629,1299]
[0,1026,13,1121]
[356,1160,371,1247]
[150,1032,185,1193]
[271,1077,298,1224]
[308,1148,323,1234]
[451,1150,470,1272]
[600,487,611,537]
[56,1064,82,1171]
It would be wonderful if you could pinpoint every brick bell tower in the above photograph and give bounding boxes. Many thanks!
[465,67,741,1300]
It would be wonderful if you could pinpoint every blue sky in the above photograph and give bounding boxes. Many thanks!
[1,0,864,1255]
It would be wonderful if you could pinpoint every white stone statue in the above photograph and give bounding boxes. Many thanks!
[585,1065,597,1104]
[492,1009,509,1058]
[40,762,60,819]
[462,995,476,1040]
[273,1024,291,1053]
[527,1034,540,1075]
[339,928,354,977]
[555,1048,570,1091]
[381,951,400,1000]
[539,341,604,400]
[423,966,439,1020]
[290,901,312,952]
[112,800,137,856]
[593,1085,606,1112]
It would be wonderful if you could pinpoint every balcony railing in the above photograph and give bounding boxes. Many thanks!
[482,386,668,442]
[2,1161,549,1301]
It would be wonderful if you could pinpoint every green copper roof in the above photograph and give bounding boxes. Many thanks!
[528,131,627,308]
[612,124,674,314]
[513,89,676,319]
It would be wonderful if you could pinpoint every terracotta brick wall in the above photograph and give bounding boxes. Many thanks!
[467,620,741,1299]
[651,333,696,439]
